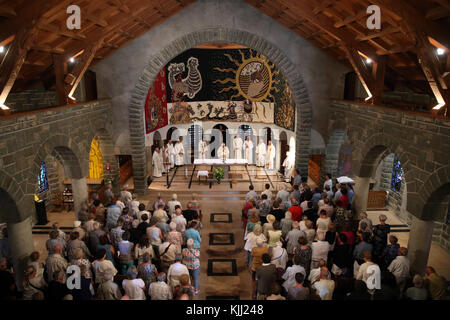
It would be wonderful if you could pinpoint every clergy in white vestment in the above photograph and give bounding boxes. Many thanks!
[256,141,266,167]
[243,136,254,164]
[233,136,243,159]
[174,139,185,166]
[217,142,230,160]
[199,140,208,160]
[265,140,276,170]
[282,151,294,182]
[162,144,169,173]
[168,140,176,169]
[152,147,163,177]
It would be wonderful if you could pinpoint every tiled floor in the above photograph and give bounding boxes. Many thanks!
[31,171,450,299]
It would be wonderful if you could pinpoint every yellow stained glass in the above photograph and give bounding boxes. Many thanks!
[88,138,104,179]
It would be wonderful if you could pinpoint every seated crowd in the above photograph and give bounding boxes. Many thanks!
[242,173,447,300]
[0,186,203,300]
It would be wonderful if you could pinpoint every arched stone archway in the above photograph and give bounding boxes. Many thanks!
[129,28,313,194]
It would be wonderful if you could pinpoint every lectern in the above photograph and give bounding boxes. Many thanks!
[35,200,48,225]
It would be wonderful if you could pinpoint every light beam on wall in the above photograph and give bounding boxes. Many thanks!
[0,104,10,110]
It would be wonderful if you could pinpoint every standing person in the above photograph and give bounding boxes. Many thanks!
[276,184,291,208]
[323,173,333,191]
[199,139,208,160]
[265,140,276,170]
[152,147,163,178]
[261,183,273,201]
[149,273,173,300]
[174,139,185,167]
[96,269,122,300]
[167,140,176,169]
[104,183,114,206]
[387,247,410,298]
[167,194,181,217]
[120,185,132,208]
[185,221,202,249]
[292,169,302,187]
[122,266,146,300]
[246,185,258,202]
[243,136,254,164]
[256,140,266,167]
[312,267,335,300]
[162,143,170,173]
[217,142,230,160]
[255,254,277,300]
[288,198,302,222]
[424,266,447,300]
[282,255,306,293]
[182,239,201,295]
[233,135,243,159]
[282,151,294,183]
[285,221,305,260]
[287,273,310,300]
[372,214,390,264]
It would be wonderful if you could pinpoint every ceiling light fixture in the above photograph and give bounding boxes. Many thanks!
[0,46,4,53]
[69,57,75,63]
[437,48,445,55]
[366,58,372,64]
[0,104,10,110]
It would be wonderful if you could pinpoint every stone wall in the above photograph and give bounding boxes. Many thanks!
[5,89,58,113]
[0,100,117,223]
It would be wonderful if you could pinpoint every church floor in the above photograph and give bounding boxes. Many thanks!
[31,174,450,298]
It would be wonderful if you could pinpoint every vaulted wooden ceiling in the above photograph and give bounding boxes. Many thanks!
[0,0,449,115]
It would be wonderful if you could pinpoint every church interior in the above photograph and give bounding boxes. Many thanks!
[0,0,449,301]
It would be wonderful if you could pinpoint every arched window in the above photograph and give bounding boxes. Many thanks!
[188,125,203,162]
[391,155,403,192]
[37,162,49,193]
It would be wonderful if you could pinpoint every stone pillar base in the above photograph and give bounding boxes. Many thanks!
[408,215,434,276]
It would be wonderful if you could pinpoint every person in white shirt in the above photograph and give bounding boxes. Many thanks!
[261,183,273,201]
[244,225,267,266]
[152,147,163,177]
[174,139,185,166]
[167,194,182,217]
[311,233,330,269]
[256,140,266,167]
[122,266,146,300]
[282,255,306,292]
[265,140,276,170]
[316,210,331,239]
[388,247,410,297]
[92,248,118,284]
[149,273,173,300]
[308,259,330,284]
[153,204,169,223]
[233,136,243,159]
[128,194,140,215]
[168,140,176,169]
[282,151,294,182]
[120,185,132,207]
[167,255,190,289]
[270,241,288,271]
[172,207,187,234]
[323,174,333,191]
[312,267,335,300]
[245,185,258,202]
[276,184,290,207]
[243,136,254,164]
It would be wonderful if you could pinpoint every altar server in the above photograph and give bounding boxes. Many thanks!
[266,140,276,170]
[200,139,208,160]
[174,139,185,166]
[168,140,176,169]
[256,140,266,167]
[282,151,294,182]
[244,136,253,164]
[233,136,243,159]
[152,147,163,177]
[217,142,230,160]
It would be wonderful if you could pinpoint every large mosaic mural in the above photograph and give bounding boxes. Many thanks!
[145,48,295,131]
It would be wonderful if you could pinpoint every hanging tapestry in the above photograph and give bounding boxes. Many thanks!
[88,138,104,179]
[165,48,295,130]
[37,161,49,194]
[145,67,168,134]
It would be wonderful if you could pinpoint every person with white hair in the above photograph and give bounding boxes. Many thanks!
[358,212,373,230]
[45,244,68,282]
[311,232,330,269]
[120,185,132,207]
[167,193,182,217]
[276,184,291,208]
[167,222,183,254]
[271,241,288,271]
[128,194,140,216]
[312,267,335,300]
[182,238,201,295]
[280,211,293,239]
[388,247,410,298]
[72,221,85,241]
[285,221,306,259]
[22,265,47,300]
[244,224,267,266]
[406,274,428,300]
[122,266,146,300]
[149,272,173,300]
[167,254,190,289]
[153,193,166,211]
[172,207,187,234]
[96,268,122,300]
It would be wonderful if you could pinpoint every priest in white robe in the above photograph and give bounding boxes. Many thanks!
[256,140,266,167]
[217,142,230,160]
[199,140,208,160]
[233,136,243,159]
[265,140,276,170]
[168,140,176,169]
[243,136,253,164]
[161,144,169,173]
[282,151,294,182]
[152,147,163,177]
[174,139,185,166]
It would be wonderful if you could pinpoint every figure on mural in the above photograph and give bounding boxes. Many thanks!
[265,140,276,170]
[168,140,176,169]
[217,142,230,160]
[256,140,267,167]
[199,139,208,160]
[233,136,243,159]
[174,139,185,166]
[282,150,294,182]
[244,136,254,164]
[152,147,163,178]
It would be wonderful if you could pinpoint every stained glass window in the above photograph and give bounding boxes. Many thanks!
[391,155,403,192]
[88,138,104,179]
[37,161,49,194]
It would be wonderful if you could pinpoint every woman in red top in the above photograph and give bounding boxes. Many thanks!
[338,188,349,210]
[242,199,253,229]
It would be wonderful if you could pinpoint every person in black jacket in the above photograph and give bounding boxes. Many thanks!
[345,280,371,300]
[47,270,71,300]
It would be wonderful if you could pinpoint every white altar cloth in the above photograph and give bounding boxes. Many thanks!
[194,159,249,165]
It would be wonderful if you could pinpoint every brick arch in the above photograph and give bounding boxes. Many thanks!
[27,134,88,190]
[129,28,313,194]
[0,169,32,223]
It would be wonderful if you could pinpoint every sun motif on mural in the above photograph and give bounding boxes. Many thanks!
[214,50,280,102]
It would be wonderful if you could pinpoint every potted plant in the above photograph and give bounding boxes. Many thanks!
[213,167,224,184]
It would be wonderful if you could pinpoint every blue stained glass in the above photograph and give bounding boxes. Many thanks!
[37,161,49,194]
[390,155,403,192]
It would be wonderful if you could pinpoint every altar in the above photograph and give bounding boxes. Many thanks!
[189,159,252,189]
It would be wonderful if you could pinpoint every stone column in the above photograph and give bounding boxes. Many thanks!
[407,215,434,276]
[353,176,370,219]
[7,217,35,292]
[71,177,88,220]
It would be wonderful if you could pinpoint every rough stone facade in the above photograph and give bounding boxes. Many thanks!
[0,100,118,223]
[5,89,58,114]
[326,100,450,250]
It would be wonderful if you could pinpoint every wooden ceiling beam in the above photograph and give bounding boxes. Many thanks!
[0,4,17,18]
[312,0,336,15]
[356,27,401,41]
[52,53,68,106]
[31,45,65,54]
[109,0,131,13]
[334,10,367,28]
[37,24,87,41]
